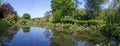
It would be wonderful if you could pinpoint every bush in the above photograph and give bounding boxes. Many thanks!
[61,19,74,24]
[0,18,10,29]
[74,19,104,26]
[100,25,119,38]
[17,19,32,26]
[22,13,31,19]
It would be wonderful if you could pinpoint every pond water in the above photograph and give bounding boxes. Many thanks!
[0,26,119,46]
[5,27,53,46]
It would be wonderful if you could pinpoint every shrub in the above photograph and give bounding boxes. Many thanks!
[22,13,31,19]
[0,18,10,29]
[100,25,119,38]
[74,19,104,26]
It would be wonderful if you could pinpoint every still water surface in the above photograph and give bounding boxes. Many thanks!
[0,26,119,46]
[6,27,53,46]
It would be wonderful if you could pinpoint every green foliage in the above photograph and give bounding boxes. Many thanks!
[100,25,120,38]
[104,7,120,26]
[51,0,75,23]
[73,9,87,20]
[100,9,110,19]
[0,2,19,28]
[52,10,63,23]
[74,19,104,26]
[6,14,19,25]
[113,7,120,24]
[22,13,31,19]
[22,27,30,33]
[61,19,74,24]
[17,19,32,26]
[0,18,10,29]
[61,16,74,24]
[99,1,120,41]
[51,0,75,14]
[0,14,19,27]
[85,0,108,19]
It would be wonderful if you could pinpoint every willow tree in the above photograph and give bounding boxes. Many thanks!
[85,0,108,19]
[105,0,120,26]
[112,0,120,26]
[51,0,75,23]
[100,0,120,40]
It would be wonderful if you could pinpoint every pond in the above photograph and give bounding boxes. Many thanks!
[0,26,119,46]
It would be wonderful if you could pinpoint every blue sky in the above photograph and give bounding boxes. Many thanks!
[4,0,51,18]
[3,0,111,18]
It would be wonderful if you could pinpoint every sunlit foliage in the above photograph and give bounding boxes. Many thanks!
[22,13,31,19]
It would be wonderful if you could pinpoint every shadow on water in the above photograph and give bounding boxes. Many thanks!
[0,26,120,46]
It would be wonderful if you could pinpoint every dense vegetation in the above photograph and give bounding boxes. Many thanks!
[48,0,120,43]
[0,1,19,30]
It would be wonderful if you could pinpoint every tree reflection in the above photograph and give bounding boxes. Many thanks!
[50,31,75,46]
[0,25,20,46]
[0,42,6,46]
[22,27,30,33]
[8,25,19,31]
[50,28,120,46]
[44,29,51,39]
[100,26,120,46]
[0,29,8,46]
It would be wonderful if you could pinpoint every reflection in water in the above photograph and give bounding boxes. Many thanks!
[0,25,20,46]
[0,26,119,46]
[7,26,20,42]
[22,27,30,33]
[72,38,86,46]
[50,35,75,46]
[44,28,53,41]
[72,37,99,46]
[72,37,120,46]
[50,29,120,46]
[5,27,53,46]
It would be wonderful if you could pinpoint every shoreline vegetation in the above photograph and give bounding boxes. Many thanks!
[16,18,119,41]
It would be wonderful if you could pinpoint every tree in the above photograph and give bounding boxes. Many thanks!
[73,0,82,9]
[22,13,31,19]
[74,9,87,20]
[0,3,17,19]
[7,14,20,25]
[51,0,75,22]
[52,10,63,23]
[2,3,15,14]
[100,0,120,39]
[85,0,108,19]
[44,11,51,22]
[114,7,120,24]
[110,0,120,25]
[104,0,120,26]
